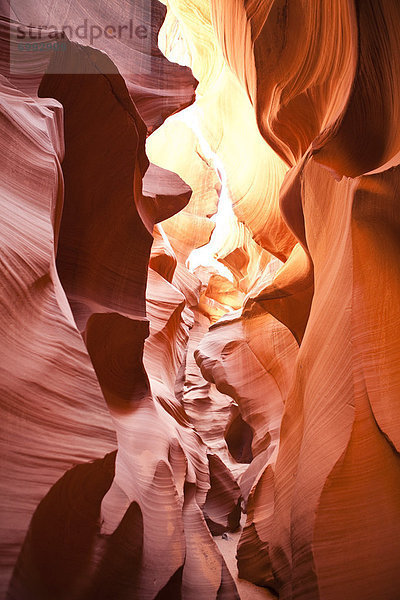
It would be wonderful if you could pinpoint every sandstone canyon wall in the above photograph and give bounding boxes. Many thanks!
[1,1,400,600]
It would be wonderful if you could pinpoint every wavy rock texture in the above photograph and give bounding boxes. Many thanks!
[2,1,400,599]
[178,310,232,453]
[209,0,400,598]
[211,0,357,168]
[195,309,298,591]
[1,16,240,600]
[0,67,116,598]
[4,0,196,128]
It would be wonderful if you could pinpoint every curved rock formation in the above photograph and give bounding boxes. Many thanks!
[210,1,400,598]
[0,56,115,599]
[195,308,298,592]
[4,0,196,127]
[2,1,400,599]
[1,16,239,599]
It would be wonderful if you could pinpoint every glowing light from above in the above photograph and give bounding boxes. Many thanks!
[167,105,236,283]
[158,5,192,69]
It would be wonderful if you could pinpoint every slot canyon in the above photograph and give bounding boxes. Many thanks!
[1,1,400,599]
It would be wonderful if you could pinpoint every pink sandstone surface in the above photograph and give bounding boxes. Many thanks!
[1,1,400,599]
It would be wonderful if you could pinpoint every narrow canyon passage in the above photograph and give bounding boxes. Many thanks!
[1,2,400,600]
